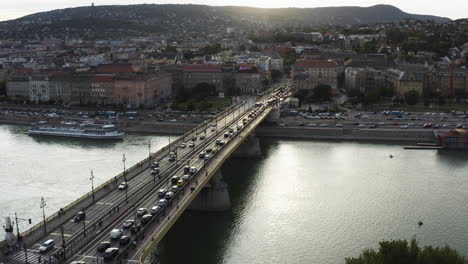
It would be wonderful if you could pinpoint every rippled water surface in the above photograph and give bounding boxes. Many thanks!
[159,138,468,264]
[1,124,467,263]
[0,124,171,236]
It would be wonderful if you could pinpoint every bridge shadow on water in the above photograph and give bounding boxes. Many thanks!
[154,138,278,264]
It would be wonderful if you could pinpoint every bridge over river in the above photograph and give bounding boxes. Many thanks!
[1,88,288,264]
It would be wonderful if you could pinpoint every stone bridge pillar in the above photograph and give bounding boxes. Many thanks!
[265,106,281,124]
[231,133,261,158]
[188,171,231,212]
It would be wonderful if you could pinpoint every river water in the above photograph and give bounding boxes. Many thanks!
[1,124,467,263]
[0,124,171,236]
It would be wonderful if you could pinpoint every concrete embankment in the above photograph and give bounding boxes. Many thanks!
[1,116,437,143]
[120,121,196,134]
[255,125,437,143]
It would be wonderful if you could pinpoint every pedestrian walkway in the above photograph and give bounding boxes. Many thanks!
[6,249,43,264]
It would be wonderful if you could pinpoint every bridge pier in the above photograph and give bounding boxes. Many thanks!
[188,171,231,212]
[231,133,261,158]
[265,106,281,124]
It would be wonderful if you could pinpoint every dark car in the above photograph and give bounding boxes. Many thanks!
[122,219,135,228]
[74,211,85,222]
[119,236,131,245]
[171,176,180,184]
[103,248,119,260]
[97,241,111,253]
[130,224,141,234]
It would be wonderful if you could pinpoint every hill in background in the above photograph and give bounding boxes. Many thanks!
[0,4,452,40]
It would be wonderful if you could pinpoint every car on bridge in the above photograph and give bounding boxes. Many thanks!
[73,211,85,222]
[182,175,190,182]
[184,166,190,174]
[141,214,152,224]
[110,229,123,239]
[159,199,167,206]
[123,220,135,228]
[177,179,185,187]
[171,185,179,193]
[165,192,174,199]
[199,134,206,140]
[151,206,161,215]
[119,235,131,245]
[151,168,160,175]
[158,188,167,197]
[97,241,111,253]
[168,155,176,162]
[180,143,186,148]
[171,176,180,184]
[38,239,55,253]
[118,182,128,190]
[198,152,205,159]
[151,162,159,169]
[189,142,195,148]
[103,247,119,260]
[189,167,197,175]
[136,208,148,216]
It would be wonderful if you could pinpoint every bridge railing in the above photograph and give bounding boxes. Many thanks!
[10,102,242,249]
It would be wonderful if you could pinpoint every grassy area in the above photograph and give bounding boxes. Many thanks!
[173,97,232,111]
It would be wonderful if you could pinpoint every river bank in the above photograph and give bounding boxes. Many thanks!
[0,116,438,143]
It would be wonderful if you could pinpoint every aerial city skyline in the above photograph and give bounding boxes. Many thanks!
[0,0,468,263]
[1,0,467,22]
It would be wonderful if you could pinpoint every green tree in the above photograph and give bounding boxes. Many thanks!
[454,88,466,103]
[248,46,261,52]
[271,69,283,80]
[312,84,333,102]
[201,43,221,55]
[192,82,217,100]
[292,89,309,102]
[346,239,467,264]
[404,90,420,105]
[0,81,6,96]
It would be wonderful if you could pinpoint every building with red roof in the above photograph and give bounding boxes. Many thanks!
[292,59,338,90]
[182,64,224,92]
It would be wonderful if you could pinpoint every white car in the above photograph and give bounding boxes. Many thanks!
[136,208,147,216]
[118,182,128,190]
[110,229,123,239]
[180,143,186,148]
[335,123,343,127]
[158,199,167,206]
[189,167,197,175]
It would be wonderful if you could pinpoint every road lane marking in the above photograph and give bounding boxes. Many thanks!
[50,232,72,237]
[96,202,114,206]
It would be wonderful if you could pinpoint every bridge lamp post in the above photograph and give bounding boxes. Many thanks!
[40,197,46,232]
[122,154,127,181]
[122,154,128,203]
[90,170,95,201]
[147,140,151,166]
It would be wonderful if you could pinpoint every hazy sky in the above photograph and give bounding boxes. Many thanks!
[1,0,467,22]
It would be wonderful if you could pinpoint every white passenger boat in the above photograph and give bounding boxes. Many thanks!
[28,121,124,140]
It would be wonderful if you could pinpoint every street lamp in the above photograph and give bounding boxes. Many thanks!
[40,197,46,232]
[147,140,152,166]
[122,154,128,203]
[90,170,95,201]
[122,154,127,181]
